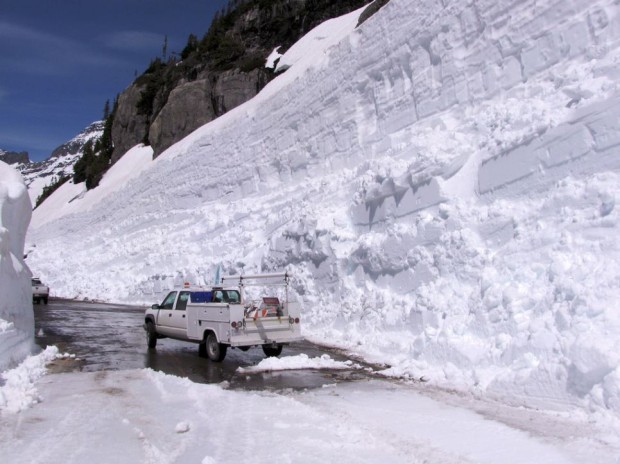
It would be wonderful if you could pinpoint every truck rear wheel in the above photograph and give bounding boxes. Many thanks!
[262,344,283,357]
[206,332,227,362]
[146,322,157,349]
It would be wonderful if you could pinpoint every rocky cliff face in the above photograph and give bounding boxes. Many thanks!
[147,68,269,158]
[0,150,29,165]
[110,85,149,164]
[112,62,271,161]
[111,0,378,161]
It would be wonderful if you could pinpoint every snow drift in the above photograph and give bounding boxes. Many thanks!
[27,0,620,425]
[0,161,34,371]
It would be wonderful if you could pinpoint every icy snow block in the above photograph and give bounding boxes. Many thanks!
[396,177,444,218]
[587,112,620,151]
[479,97,620,195]
[351,177,445,230]
[542,126,593,168]
[521,33,563,78]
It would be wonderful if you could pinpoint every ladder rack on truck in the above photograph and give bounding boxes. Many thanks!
[143,272,302,362]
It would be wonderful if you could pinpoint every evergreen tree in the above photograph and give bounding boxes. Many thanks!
[162,35,168,61]
[181,33,199,60]
[73,139,94,184]
[34,174,70,209]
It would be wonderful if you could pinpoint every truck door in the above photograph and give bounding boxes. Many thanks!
[168,291,190,337]
[156,291,177,336]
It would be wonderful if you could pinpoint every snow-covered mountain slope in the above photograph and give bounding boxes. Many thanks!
[27,0,620,433]
[17,121,103,205]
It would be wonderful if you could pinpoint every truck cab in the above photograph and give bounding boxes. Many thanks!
[144,273,302,362]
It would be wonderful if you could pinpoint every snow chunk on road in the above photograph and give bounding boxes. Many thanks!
[175,421,190,433]
[237,353,362,373]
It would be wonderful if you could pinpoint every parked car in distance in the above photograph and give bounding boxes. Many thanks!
[32,278,49,304]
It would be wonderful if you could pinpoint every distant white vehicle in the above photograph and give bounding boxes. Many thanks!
[143,273,302,362]
[31,278,49,304]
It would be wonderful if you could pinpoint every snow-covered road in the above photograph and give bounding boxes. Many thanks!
[1,366,615,464]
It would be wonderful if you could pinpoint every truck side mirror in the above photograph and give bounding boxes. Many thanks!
[151,304,160,310]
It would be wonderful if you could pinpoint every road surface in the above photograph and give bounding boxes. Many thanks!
[33,298,377,391]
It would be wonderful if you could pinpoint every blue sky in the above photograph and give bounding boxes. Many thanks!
[0,0,228,162]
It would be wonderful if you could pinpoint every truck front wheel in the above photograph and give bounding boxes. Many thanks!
[146,322,157,349]
[262,344,283,357]
[206,332,227,362]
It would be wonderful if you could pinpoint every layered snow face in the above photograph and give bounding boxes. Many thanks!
[27,0,620,421]
[0,162,34,371]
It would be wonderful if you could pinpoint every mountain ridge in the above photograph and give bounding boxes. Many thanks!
[14,121,103,206]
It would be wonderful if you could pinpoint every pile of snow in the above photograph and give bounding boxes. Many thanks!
[0,161,34,371]
[0,346,59,413]
[26,0,620,431]
[237,353,362,373]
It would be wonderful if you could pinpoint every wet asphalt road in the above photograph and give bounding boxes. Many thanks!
[33,299,377,391]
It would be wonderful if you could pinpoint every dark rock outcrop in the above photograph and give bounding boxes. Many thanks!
[111,84,150,163]
[148,79,216,156]
[148,68,269,156]
[0,150,29,165]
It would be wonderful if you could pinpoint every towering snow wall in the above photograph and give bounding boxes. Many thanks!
[29,0,620,418]
[0,162,34,371]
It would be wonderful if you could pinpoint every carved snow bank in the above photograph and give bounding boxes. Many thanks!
[0,162,34,371]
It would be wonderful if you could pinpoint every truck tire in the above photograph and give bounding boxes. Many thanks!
[262,344,283,357]
[43,297,48,305]
[206,332,227,362]
[146,322,157,349]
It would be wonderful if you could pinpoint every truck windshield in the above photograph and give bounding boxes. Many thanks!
[160,291,177,309]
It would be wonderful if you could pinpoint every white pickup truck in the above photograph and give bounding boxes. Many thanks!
[143,273,302,361]
[32,278,49,304]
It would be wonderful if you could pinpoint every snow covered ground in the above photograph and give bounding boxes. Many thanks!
[2,0,619,461]
[1,352,617,464]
